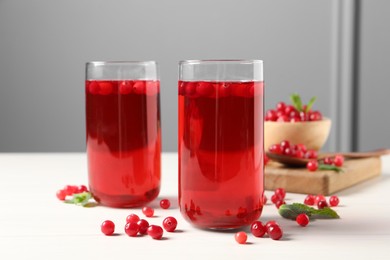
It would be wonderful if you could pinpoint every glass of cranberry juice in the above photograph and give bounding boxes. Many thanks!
[178,60,264,229]
[85,61,161,208]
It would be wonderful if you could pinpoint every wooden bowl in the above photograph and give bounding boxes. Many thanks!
[264,118,331,151]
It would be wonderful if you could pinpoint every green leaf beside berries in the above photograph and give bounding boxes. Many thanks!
[65,192,96,207]
[278,203,340,220]
[318,164,344,173]
[290,93,317,113]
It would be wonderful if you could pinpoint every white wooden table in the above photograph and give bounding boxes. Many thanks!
[1,153,390,259]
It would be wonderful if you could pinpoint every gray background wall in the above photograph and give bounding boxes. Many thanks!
[0,0,388,152]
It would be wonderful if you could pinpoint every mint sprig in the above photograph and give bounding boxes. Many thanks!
[290,93,303,112]
[65,192,96,207]
[278,203,340,220]
[289,93,317,113]
[318,164,344,173]
[305,96,317,113]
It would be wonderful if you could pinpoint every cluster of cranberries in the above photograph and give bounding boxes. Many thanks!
[269,188,287,209]
[86,80,160,96]
[265,101,322,122]
[101,199,177,240]
[304,194,340,208]
[269,140,318,160]
[235,219,284,244]
[56,185,88,201]
[306,155,344,171]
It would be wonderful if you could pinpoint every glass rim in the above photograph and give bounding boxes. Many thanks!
[86,60,158,66]
[179,59,263,65]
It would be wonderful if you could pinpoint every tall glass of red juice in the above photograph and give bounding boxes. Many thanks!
[86,61,161,208]
[178,60,264,229]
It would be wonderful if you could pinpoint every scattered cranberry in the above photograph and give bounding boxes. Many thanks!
[126,214,140,224]
[323,157,333,165]
[266,222,283,240]
[265,220,278,230]
[142,206,154,217]
[235,231,248,244]
[315,195,326,204]
[329,195,340,207]
[77,185,88,193]
[271,194,280,204]
[275,188,286,199]
[162,217,177,232]
[333,155,344,167]
[275,200,286,209]
[160,199,171,209]
[304,194,315,206]
[101,220,115,236]
[124,222,139,237]
[137,219,150,235]
[307,160,319,171]
[56,189,67,201]
[251,221,267,238]
[147,225,164,240]
[296,213,310,227]
[317,200,329,209]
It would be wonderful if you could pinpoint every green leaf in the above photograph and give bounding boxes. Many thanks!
[65,192,93,207]
[318,164,344,173]
[279,203,340,220]
[290,93,303,112]
[305,96,317,113]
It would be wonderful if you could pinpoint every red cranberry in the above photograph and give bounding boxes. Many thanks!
[317,200,328,209]
[267,223,283,240]
[280,140,290,150]
[274,188,286,199]
[271,194,280,204]
[306,160,319,171]
[251,221,267,237]
[315,195,326,204]
[296,213,310,227]
[277,115,289,122]
[263,194,268,205]
[306,150,318,159]
[333,155,344,167]
[99,82,113,95]
[323,157,333,165]
[137,219,149,235]
[77,185,88,193]
[304,194,315,206]
[147,225,164,240]
[162,216,177,232]
[56,189,67,201]
[276,102,286,112]
[142,206,154,217]
[160,199,171,209]
[124,222,139,237]
[265,110,278,121]
[133,81,146,94]
[296,144,307,153]
[275,200,286,209]
[126,214,140,224]
[101,220,115,236]
[329,195,340,207]
[269,144,283,154]
[265,220,278,230]
[235,232,248,244]
[309,111,322,121]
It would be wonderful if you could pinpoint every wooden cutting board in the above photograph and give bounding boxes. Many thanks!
[265,156,382,195]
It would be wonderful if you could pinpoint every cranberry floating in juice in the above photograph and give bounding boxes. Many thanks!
[85,61,161,208]
[178,60,264,229]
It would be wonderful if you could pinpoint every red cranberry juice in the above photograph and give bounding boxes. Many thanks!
[178,81,264,228]
[86,80,161,207]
